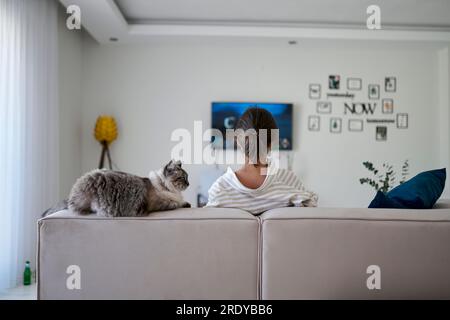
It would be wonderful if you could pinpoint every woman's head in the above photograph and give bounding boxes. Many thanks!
[235,107,278,166]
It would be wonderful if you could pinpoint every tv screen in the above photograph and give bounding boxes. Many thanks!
[211,102,293,150]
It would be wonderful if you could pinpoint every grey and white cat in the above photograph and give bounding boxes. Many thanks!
[68,160,190,217]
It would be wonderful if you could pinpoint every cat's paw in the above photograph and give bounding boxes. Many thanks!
[182,202,191,208]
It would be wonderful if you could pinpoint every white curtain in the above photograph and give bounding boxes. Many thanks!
[0,0,59,289]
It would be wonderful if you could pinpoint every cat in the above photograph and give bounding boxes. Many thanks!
[68,160,191,217]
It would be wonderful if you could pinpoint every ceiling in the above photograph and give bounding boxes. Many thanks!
[115,0,450,29]
[59,0,450,44]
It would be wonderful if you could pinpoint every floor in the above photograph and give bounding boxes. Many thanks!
[0,284,37,300]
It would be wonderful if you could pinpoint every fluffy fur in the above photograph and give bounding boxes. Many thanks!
[68,160,190,217]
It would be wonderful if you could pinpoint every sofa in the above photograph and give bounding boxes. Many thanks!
[37,200,450,299]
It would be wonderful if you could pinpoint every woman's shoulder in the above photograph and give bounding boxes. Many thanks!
[272,168,295,180]
[208,169,234,194]
[270,168,303,188]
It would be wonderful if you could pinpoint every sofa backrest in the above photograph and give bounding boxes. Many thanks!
[38,201,450,299]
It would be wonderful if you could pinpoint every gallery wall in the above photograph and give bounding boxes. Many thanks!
[73,35,447,207]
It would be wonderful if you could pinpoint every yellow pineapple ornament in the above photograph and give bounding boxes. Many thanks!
[94,115,118,169]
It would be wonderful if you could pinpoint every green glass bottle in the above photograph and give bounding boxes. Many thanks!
[23,261,31,286]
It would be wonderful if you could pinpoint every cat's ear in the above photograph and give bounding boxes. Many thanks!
[163,160,173,176]
[164,159,181,175]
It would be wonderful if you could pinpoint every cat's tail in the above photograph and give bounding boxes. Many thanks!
[41,199,68,217]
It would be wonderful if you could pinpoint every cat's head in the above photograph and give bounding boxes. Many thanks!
[163,160,189,191]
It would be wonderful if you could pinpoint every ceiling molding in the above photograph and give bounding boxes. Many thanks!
[59,0,450,44]
[129,24,450,42]
[59,0,128,42]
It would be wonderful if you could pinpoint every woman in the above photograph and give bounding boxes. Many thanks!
[206,107,318,214]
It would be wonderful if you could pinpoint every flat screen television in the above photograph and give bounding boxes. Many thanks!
[211,102,293,150]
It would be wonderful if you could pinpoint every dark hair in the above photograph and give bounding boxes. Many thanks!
[235,107,278,166]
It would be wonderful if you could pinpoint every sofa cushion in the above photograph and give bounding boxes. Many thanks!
[38,207,259,300]
[260,205,450,299]
[369,168,446,209]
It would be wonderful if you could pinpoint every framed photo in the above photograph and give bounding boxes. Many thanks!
[347,78,362,91]
[348,119,363,132]
[330,118,342,133]
[329,75,340,90]
[316,101,332,114]
[309,84,321,99]
[397,113,408,129]
[308,115,320,131]
[368,84,380,100]
[376,126,387,141]
[385,77,396,92]
[382,98,394,114]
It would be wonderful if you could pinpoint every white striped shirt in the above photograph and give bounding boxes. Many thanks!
[206,167,318,214]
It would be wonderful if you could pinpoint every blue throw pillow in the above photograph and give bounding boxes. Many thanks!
[368,168,446,209]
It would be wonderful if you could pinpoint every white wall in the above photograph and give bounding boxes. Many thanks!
[58,5,83,199]
[78,37,444,207]
[438,46,450,198]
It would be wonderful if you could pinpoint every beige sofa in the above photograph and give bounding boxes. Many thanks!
[37,200,450,299]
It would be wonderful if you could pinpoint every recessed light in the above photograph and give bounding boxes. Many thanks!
[288,40,297,45]
[109,37,118,42]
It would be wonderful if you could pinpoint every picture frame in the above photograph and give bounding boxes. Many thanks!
[347,78,362,91]
[308,115,320,131]
[382,98,394,114]
[385,77,397,92]
[368,84,380,100]
[316,101,332,114]
[376,126,387,141]
[309,84,321,99]
[329,75,340,90]
[397,113,408,129]
[348,119,363,132]
[330,117,342,133]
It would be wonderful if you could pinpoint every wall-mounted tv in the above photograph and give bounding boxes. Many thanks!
[211,102,293,150]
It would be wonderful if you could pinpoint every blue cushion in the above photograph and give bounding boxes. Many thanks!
[368,168,446,209]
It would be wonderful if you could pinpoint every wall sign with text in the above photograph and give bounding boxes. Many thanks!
[307,75,407,141]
